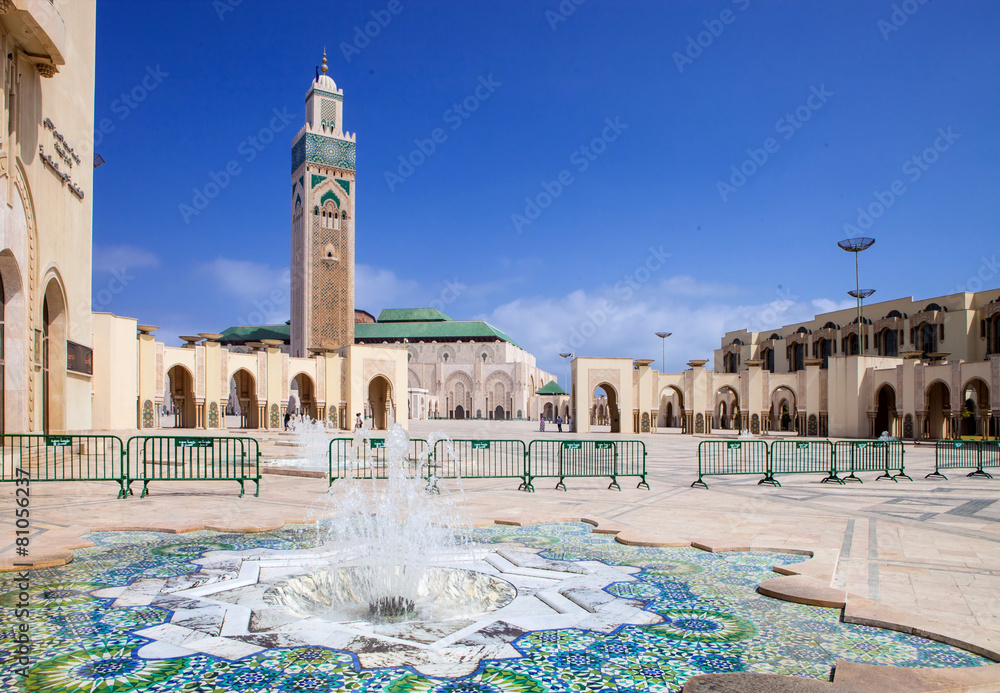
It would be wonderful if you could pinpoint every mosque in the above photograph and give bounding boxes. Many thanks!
[4,1,997,441]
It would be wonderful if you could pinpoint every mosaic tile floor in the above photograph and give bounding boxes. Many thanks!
[0,522,989,692]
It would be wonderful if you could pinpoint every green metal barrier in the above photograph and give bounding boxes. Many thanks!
[615,440,650,490]
[0,434,128,498]
[692,440,774,488]
[927,440,997,480]
[770,440,841,484]
[833,440,909,483]
[430,439,528,491]
[526,440,640,491]
[126,436,260,497]
[328,437,428,484]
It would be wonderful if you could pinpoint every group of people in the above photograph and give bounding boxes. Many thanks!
[539,414,571,432]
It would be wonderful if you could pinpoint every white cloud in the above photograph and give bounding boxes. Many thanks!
[811,298,857,314]
[355,264,423,314]
[93,245,159,273]
[197,258,290,302]
[483,277,836,376]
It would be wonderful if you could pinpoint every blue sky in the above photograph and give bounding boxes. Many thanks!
[93,0,1000,375]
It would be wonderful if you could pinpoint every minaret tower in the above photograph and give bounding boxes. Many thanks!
[290,51,357,357]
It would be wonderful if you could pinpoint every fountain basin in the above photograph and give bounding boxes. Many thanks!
[265,566,516,623]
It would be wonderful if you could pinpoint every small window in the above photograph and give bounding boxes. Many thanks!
[940,324,945,340]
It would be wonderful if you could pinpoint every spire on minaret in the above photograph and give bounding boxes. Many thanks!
[321,49,328,75]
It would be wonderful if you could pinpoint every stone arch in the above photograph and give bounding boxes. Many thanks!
[770,386,797,433]
[658,385,684,429]
[291,371,316,419]
[367,374,393,430]
[714,385,739,430]
[230,368,259,428]
[960,377,990,437]
[873,383,896,437]
[594,383,620,433]
[407,368,421,389]
[41,275,68,432]
[167,364,197,429]
[437,345,456,363]
[446,370,473,419]
[924,380,951,440]
[485,370,514,420]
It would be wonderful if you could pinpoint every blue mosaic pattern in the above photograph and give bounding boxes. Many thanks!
[0,522,988,692]
[292,133,356,174]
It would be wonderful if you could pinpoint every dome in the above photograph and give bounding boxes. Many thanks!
[314,73,338,92]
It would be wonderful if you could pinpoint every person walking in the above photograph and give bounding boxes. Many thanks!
[539,414,545,432]
[556,415,563,432]
[354,412,363,431]
[283,409,291,431]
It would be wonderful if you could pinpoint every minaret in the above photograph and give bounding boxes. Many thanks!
[290,51,357,357]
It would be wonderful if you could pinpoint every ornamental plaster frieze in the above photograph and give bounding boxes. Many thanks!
[219,350,228,401]
[910,309,945,325]
[984,300,1000,320]
[316,357,326,401]
[155,343,164,394]
[874,316,905,333]
[363,359,396,383]
[588,368,620,391]
[914,362,924,407]
[257,351,267,399]
[990,356,1000,409]
[195,346,206,399]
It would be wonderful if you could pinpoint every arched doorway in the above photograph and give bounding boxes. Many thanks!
[543,402,553,421]
[715,386,739,430]
[42,279,68,433]
[873,384,896,437]
[368,375,392,430]
[961,378,989,438]
[925,381,951,440]
[658,386,683,429]
[167,365,196,429]
[770,387,797,433]
[292,373,316,420]
[454,404,465,420]
[230,369,258,428]
[494,405,504,421]
[595,384,620,433]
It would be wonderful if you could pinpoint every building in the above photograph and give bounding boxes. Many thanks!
[565,289,1000,439]
[290,52,356,357]
[0,0,96,434]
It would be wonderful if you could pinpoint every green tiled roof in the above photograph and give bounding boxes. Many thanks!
[535,381,567,395]
[219,314,520,348]
[377,308,453,323]
[355,320,519,347]
[219,325,290,343]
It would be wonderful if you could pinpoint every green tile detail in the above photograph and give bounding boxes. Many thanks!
[320,190,341,208]
[336,179,351,196]
[311,174,327,189]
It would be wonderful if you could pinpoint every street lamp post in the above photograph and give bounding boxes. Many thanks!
[838,237,875,349]
[558,352,574,393]
[654,332,672,372]
[847,289,876,354]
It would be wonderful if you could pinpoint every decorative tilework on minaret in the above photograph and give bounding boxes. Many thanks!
[290,51,357,357]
